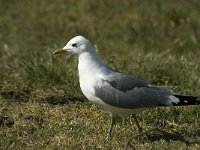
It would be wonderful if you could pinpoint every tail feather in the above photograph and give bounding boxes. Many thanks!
[173,94,200,106]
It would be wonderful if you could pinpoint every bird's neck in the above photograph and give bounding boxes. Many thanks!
[78,51,104,77]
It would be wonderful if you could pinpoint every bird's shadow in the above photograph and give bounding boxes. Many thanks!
[124,127,200,150]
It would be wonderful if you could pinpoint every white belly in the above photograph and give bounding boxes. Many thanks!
[78,57,145,115]
[80,78,144,115]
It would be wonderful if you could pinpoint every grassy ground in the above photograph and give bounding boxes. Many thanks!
[0,0,200,149]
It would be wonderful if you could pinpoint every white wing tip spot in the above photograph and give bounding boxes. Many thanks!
[169,95,180,105]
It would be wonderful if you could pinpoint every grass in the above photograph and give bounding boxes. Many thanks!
[0,0,200,149]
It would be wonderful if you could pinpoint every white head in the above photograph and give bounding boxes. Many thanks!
[53,36,94,55]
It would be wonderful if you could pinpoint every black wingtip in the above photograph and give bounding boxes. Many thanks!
[173,94,200,106]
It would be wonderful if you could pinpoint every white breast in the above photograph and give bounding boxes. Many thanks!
[77,52,145,115]
[78,52,104,105]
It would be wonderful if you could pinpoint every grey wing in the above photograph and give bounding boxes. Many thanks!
[104,72,149,92]
[94,73,174,109]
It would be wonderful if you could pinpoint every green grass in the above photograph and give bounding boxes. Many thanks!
[0,0,200,149]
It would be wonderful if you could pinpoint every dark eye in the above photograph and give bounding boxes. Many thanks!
[72,43,77,47]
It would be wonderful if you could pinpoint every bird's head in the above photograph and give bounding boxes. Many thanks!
[53,36,93,55]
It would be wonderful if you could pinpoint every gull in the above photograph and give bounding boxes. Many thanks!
[53,36,200,136]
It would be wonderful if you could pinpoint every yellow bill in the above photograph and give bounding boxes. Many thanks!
[52,48,65,55]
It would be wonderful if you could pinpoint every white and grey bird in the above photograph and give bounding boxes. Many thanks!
[53,36,200,136]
